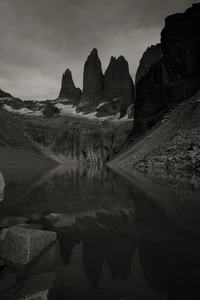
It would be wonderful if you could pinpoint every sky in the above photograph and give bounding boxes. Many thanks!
[0,0,195,100]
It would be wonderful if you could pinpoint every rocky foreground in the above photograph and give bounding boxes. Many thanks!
[0,209,135,300]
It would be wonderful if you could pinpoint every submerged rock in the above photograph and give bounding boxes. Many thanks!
[0,227,56,266]
[18,273,56,300]
[0,273,17,294]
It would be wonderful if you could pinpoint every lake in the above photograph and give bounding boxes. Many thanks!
[1,164,200,299]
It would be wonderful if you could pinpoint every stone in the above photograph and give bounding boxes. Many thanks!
[18,273,56,300]
[0,273,16,294]
[0,227,56,266]
[58,69,82,104]
[0,229,7,247]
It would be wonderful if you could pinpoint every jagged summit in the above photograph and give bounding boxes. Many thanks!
[0,89,13,99]
[90,48,98,56]
[104,55,134,118]
[58,68,82,104]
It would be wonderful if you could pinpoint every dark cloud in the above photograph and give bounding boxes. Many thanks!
[0,0,195,100]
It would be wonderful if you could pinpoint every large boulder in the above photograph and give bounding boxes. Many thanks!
[132,3,200,138]
[0,227,56,266]
[58,69,82,104]
[104,56,134,118]
[76,48,104,114]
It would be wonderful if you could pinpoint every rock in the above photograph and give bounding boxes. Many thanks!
[0,227,56,266]
[0,229,7,247]
[135,44,162,83]
[96,98,121,118]
[0,273,16,294]
[0,89,13,99]
[104,56,134,118]
[131,3,200,138]
[18,273,56,300]
[76,48,104,114]
[43,102,60,118]
[58,69,82,104]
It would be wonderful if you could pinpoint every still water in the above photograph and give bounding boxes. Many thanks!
[1,164,200,299]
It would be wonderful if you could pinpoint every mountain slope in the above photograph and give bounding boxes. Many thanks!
[108,92,200,200]
[0,109,59,164]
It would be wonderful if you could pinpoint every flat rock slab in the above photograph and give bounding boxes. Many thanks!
[0,227,56,266]
[18,273,56,300]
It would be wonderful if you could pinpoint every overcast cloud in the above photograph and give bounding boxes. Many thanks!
[0,0,195,100]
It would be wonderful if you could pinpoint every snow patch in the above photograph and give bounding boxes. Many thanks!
[3,104,43,116]
[0,97,13,101]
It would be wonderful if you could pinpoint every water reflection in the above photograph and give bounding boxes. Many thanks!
[55,210,138,299]
[1,164,200,298]
[0,164,134,214]
[134,193,200,300]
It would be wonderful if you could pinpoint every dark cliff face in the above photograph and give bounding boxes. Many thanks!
[135,44,162,83]
[76,48,104,114]
[132,3,200,138]
[0,89,13,99]
[22,118,132,166]
[0,89,26,110]
[58,69,82,104]
[104,56,134,118]
[76,49,134,118]
[83,48,104,95]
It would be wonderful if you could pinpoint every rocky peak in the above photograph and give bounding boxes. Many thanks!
[135,44,162,83]
[104,55,134,117]
[58,69,82,104]
[82,48,104,94]
[0,89,13,99]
